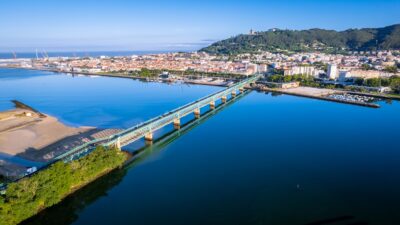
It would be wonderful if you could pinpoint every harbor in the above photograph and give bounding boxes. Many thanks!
[253,84,381,108]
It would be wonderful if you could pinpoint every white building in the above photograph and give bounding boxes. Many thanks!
[284,66,317,77]
[327,64,338,79]
[338,70,350,82]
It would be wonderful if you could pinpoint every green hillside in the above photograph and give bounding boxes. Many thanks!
[200,24,400,54]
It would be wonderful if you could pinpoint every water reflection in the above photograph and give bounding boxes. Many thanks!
[22,92,247,225]
[21,167,128,225]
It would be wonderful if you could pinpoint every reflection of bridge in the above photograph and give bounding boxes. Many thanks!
[54,75,261,162]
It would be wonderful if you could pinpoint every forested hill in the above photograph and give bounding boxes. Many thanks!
[200,24,400,54]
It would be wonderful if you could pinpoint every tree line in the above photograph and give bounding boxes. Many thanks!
[0,146,127,225]
[266,74,400,94]
[354,76,400,93]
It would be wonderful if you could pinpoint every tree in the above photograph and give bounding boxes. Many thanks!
[283,75,292,83]
[365,78,381,87]
[354,78,364,86]
[139,68,152,77]
[0,175,6,184]
[381,78,391,87]
[267,74,283,82]
[361,64,373,70]
[384,66,398,73]
[390,77,400,93]
[325,84,336,89]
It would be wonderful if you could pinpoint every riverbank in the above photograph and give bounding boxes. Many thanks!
[0,146,129,225]
[21,66,157,81]
[0,106,93,157]
[1,66,235,87]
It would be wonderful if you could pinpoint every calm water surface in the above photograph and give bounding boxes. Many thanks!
[1,68,400,225]
[0,68,221,128]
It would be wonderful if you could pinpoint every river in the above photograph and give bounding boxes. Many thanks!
[1,68,400,225]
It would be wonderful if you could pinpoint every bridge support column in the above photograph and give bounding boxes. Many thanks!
[115,137,121,150]
[221,96,227,104]
[145,132,153,142]
[239,87,244,94]
[231,90,237,98]
[194,108,200,119]
[210,101,215,110]
[173,118,181,130]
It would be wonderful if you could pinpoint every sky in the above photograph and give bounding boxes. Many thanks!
[0,0,399,52]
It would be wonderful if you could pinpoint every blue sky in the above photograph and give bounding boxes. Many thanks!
[0,0,399,52]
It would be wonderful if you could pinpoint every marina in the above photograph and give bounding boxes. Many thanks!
[253,85,381,108]
[328,93,377,103]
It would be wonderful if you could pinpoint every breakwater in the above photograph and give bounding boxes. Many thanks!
[256,86,380,108]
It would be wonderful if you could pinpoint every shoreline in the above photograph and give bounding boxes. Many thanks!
[6,66,157,81]
[1,65,167,83]
[346,91,400,100]
[0,101,103,180]
[1,146,130,225]
[257,87,381,108]
[0,108,94,157]
[0,66,232,87]
[3,66,399,100]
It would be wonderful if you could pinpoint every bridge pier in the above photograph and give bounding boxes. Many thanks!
[173,118,181,130]
[210,101,215,110]
[231,90,237,98]
[239,87,244,94]
[115,137,121,150]
[194,108,201,119]
[145,132,153,142]
[221,96,227,104]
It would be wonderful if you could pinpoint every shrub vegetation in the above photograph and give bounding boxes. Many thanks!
[0,146,127,225]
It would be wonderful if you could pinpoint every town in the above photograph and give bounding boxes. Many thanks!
[1,0,400,224]
[1,48,399,94]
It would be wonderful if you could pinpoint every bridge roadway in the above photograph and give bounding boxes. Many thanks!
[53,74,261,162]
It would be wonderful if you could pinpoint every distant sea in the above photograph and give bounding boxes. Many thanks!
[0,50,187,59]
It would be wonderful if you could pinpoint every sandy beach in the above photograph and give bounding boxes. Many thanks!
[0,108,93,156]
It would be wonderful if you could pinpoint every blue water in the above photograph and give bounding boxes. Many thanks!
[0,68,221,128]
[1,68,400,225]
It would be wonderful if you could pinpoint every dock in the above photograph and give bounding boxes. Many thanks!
[255,85,381,108]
